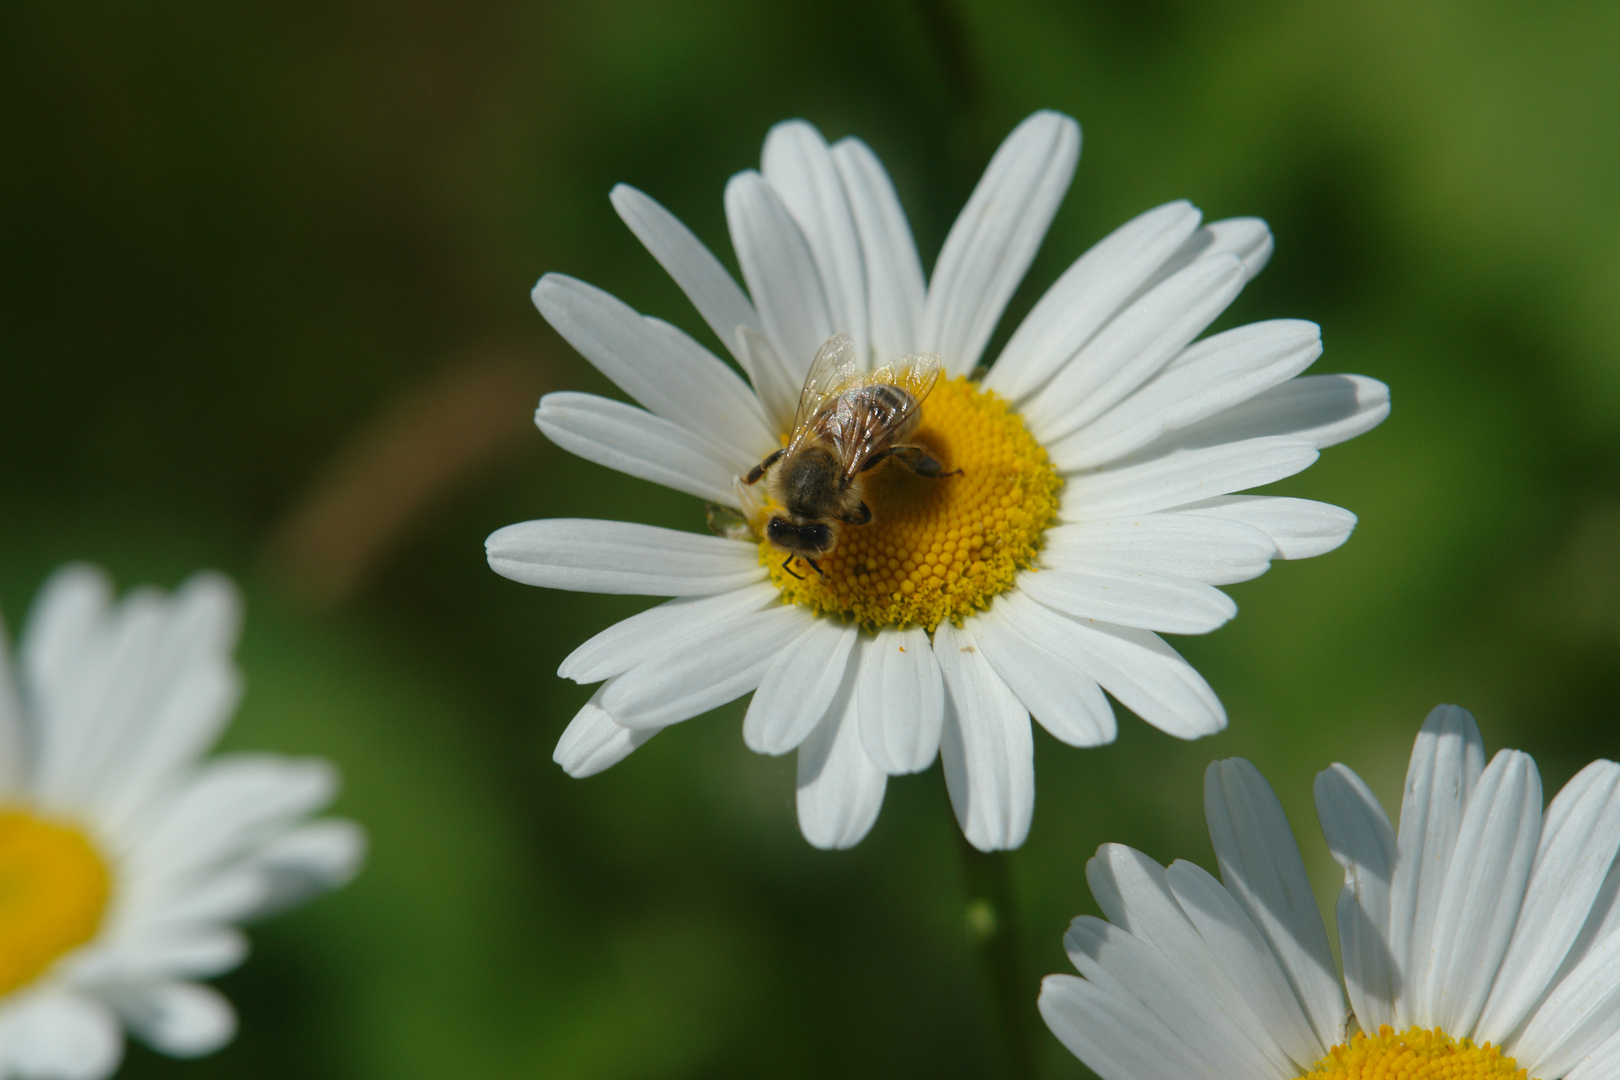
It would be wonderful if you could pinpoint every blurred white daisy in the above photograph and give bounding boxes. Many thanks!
[0,566,363,1079]
[488,110,1389,851]
[1040,704,1620,1080]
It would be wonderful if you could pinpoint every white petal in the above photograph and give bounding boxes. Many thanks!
[4,992,123,1080]
[532,274,775,460]
[724,170,834,375]
[734,325,803,436]
[971,601,1115,747]
[74,574,241,826]
[1566,1026,1620,1080]
[922,110,1080,376]
[122,864,268,932]
[536,392,750,504]
[601,602,812,728]
[27,573,242,829]
[1043,513,1278,586]
[1143,373,1390,454]
[485,518,764,596]
[987,200,1202,404]
[609,183,762,363]
[1515,931,1620,1079]
[1179,495,1357,560]
[559,582,780,684]
[1387,704,1486,1029]
[1039,973,1208,1080]
[744,617,857,755]
[33,587,170,809]
[933,620,1034,852]
[243,818,365,917]
[762,121,868,360]
[553,687,658,777]
[1024,255,1248,445]
[1165,859,1326,1070]
[115,982,236,1058]
[1017,564,1237,635]
[1557,856,1620,990]
[853,625,944,775]
[18,564,113,716]
[830,137,925,365]
[1062,915,1286,1079]
[1086,845,1302,1075]
[998,591,1225,740]
[1478,760,1620,1042]
[79,925,249,981]
[1180,216,1274,280]
[1052,319,1322,470]
[1204,758,1346,1051]
[1061,436,1320,521]
[1423,749,1542,1036]
[1314,762,1399,1034]
[796,664,886,850]
[129,754,336,886]
[1136,216,1275,299]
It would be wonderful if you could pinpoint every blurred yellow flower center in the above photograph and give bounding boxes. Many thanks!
[762,376,1060,631]
[1304,1026,1530,1079]
[0,809,111,996]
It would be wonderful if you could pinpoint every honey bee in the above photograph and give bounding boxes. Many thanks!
[744,333,957,578]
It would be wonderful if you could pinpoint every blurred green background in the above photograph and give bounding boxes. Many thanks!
[4,1,1619,1076]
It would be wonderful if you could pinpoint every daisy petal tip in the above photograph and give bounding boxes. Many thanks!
[554,695,656,778]
[1422,702,1481,742]
[263,819,367,900]
[797,806,874,851]
[763,117,823,146]
[9,994,124,1080]
[124,983,237,1059]
[1024,108,1082,148]
[530,270,566,307]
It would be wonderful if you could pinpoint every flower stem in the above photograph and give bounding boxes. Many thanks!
[955,831,1039,1080]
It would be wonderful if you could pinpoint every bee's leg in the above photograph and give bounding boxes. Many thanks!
[803,556,825,578]
[839,502,872,525]
[888,444,962,479]
[745,448,784,485]
[780,552,805,580]
[859,447,896,472]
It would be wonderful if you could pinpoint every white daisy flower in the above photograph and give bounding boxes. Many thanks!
[0,566,364,1079]
[488,110,1389,852]
[1039,704,1620,1080]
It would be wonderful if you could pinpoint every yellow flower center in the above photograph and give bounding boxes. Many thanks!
[0,808,112,996]
[1304,1025,1530,1080]
[761,375,1061,631]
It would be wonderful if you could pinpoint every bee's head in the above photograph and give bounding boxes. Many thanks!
[766,516,834,556]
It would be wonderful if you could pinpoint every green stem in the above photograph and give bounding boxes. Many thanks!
[956,831,1039,1080]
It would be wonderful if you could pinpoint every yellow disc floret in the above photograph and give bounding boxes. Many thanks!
[0,808,112,996]
[1304,1025,1530,1080]
[763,375,1061,631]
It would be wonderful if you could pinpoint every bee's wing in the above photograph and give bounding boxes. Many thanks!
[872,351,943,406]
[838,351,944,483]
[786,333,864,453]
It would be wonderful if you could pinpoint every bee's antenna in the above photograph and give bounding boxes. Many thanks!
[781,553,805,580]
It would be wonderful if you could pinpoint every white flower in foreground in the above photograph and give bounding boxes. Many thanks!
[0,566,363,1079]
[1040,705,1620,1080]
[488,109,1389,852]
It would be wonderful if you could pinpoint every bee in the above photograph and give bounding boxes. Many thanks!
[744,333,958,578]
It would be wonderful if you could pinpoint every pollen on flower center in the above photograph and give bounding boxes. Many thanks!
[0,808,112,996]
[761,375,1061,631]
[1304,1025,1531,1080]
